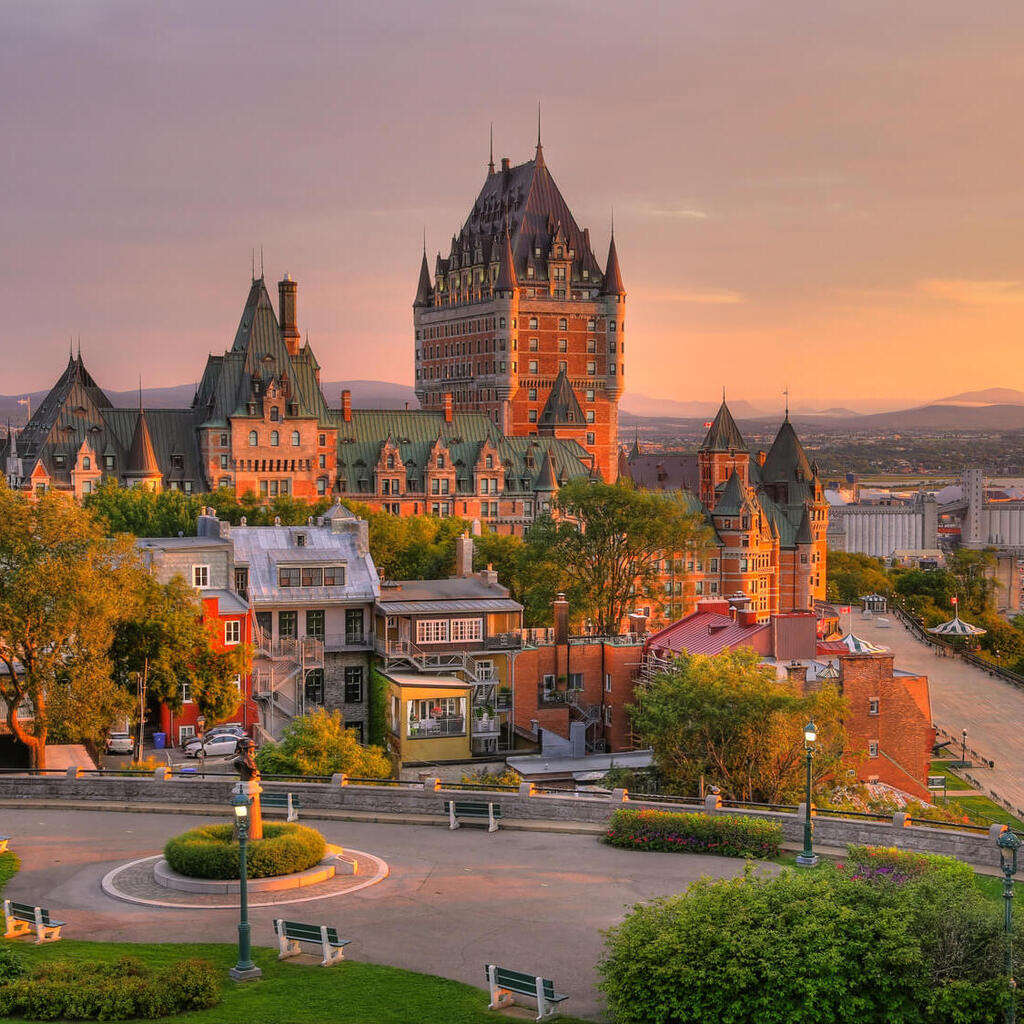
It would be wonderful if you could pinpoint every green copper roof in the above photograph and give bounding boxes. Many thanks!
[700,400,746,452]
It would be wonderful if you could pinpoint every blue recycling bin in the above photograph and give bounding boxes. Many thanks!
[152,732,166,749]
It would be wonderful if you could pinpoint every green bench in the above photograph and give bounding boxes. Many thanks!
[485,964,569,1020]
[446,799,501,833]
[273,918,349,967]
[3,899,65,944]
[261,792,300,821]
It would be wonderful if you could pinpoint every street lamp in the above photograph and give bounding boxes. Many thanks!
[795,720,819,868]
[998,829,1021,1024]
[228,792,262,981]
[962,728,969,764]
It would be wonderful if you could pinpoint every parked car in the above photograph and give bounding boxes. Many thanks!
[105,732,134,755]
[181,724,245,748]
[183,733,242,758]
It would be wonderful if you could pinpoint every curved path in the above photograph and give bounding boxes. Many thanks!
[3,807,772,1020]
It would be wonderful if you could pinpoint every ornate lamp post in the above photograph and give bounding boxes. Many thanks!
[228,792,262,981]
[998,829,1021,1024]
[962,728,969,764]
[795,720,819,868]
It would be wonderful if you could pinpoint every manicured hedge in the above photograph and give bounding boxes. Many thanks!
[163,823,326,879]
[841,843,975,886]
[0,955,219,1020]
[605,808,782,858]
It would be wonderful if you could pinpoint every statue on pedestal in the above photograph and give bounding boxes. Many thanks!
[232,737,264,840]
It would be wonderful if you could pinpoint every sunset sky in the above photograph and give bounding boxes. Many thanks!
[3,1,1024,410]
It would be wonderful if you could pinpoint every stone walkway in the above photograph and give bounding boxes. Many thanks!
[2,807,772,1021]
[855,613,1024,813]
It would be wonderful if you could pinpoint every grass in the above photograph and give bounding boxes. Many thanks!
[928,760,975,791]
[0,941,595,1023]
[0,850,19,891]
[951,795,1024,830]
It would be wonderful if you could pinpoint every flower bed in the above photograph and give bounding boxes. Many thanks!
[839,843,975,885]
[605,808,783,858]
[163,823,326,879]
[0,953,219,1021]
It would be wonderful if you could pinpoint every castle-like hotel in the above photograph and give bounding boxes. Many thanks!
[2,134,826,621]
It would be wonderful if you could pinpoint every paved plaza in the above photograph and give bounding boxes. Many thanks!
[1,807,767,1020]
[855,613,1024,811]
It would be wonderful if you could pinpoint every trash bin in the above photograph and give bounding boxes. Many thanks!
[152,732,166,749]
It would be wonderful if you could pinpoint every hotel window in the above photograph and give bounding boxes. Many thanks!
[868,741,879,758]
[587,339,596,352]
[319,433,326,446]
[528,388,537,401]
[587,361,596,376]
[586,411,595,423]
[248,430,258,446]
[291,431,300,446]
[586,432,595,445]
[609,340,616,353]
[609,320,617,332]
[604,673,612,693]
[558,318,567,330]
[586,389,595,402]
[192,565,209,588]
[609,363,616,375]
[82,481,92,494]
[346,608,364,644]
[416,619,448,644]
[529,338,538,351]
[270,407,280,421]
[528,360,538,374]
[558,338,568,352]
[529,317,538,329]
[224,620,241,645]
[270,480,279,496]
[529,410,538,423]
[319,454,326,469]
[559,360,567,373]
[270,431,280,447]
[344,666,364,703]
[220,433,229,446]
[869,699,879,716]
[278,610,298,638]
[305,609,325,640]
[220,455,228,469]
[710,558,718,572]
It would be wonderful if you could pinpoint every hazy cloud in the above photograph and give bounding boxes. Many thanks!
[918,279,1024,306]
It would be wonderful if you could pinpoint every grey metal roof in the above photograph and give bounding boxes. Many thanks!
[378,577,511,601]
[375,598,522,615]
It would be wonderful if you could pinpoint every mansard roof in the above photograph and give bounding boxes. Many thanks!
[192,277,333,428]
[700,400,746,452]
[538,368,585,428]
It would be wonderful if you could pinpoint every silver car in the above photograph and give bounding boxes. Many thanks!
[184,733,242,758]
[105,731,134,755]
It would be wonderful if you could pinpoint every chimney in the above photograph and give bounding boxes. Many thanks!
[443,392,453,423]
[341,389,352,423]
[757,450,767,467]
[553,593,569,646]
[785,660,809,687]
[501,157,510,172]
[628,610,648,636]
[278,275,300,356]
[455,532,474,578]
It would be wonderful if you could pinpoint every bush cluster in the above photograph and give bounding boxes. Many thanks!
[840,844,975,886]
[600,860,1017,1024]
[163,822,326,879]
[0,956,219,1020]
[605,808,783,858]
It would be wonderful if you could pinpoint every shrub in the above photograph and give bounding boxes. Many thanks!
[163,822,325,879]
[605,808,782,858]
[0,956,219,1021]
[0,944,27,984]
[841,844,975,887]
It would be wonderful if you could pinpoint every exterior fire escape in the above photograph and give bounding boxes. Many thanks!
[251,624,324,742]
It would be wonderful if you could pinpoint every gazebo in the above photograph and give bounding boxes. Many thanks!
[837,632,888,655]
[927,612,986,640]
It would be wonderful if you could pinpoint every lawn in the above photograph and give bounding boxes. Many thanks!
[949,794,1024,830]
[1,940,595,1023]
[928,760,975,791]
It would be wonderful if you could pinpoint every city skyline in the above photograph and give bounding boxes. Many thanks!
[3,2,1024,405]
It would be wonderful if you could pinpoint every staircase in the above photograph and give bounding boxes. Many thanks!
[251,625,324,741]
[566,690,603,752]
[378,638,488,685]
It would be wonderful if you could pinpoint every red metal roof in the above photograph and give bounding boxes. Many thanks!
[646,609,768,658]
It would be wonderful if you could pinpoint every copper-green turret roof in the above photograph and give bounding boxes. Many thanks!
[761,415,817,507]
[795,504,814,545]
[414,251,433,307]
[125,408,161,478]
[533,448,559,492]
[700,399,746,452]
[539,368,585,428]
[494,228,518,293]
[602,232,625,295]
[713,469,747,515]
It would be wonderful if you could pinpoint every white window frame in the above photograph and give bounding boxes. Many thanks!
[868,699,879,716]
[416,619,449,644]
[224,620,241,646]
[192,565,210,589]
[868,740,879,758]
[178,725,196,744]
[450,618,483,643]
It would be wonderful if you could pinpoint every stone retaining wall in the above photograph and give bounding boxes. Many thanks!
[0,774,1007,868]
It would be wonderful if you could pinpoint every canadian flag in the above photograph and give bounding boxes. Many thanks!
[703,421,713,429]
[839,606,851,614]
[951,596,958,605]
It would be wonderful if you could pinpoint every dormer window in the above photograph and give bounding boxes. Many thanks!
[557,246,563,258]
[171,454,183,471]
[437,455,445,469]
[387,455,395,469]
[82,456,91,470]
[54,454,66,467]
[296,533,306,547]
[485,454,494,469]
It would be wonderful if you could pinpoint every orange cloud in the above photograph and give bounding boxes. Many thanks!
[918,279,1024,306]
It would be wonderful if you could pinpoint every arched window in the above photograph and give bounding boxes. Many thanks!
[291,431,300,446]
[248,431,258,446]
[270,407,280,422]
[82,456,91,470]
[270,431,280,447]
[558,317,567,330]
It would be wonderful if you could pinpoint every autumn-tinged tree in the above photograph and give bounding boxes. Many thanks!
[0,484,139,768]
[111,574,252,731]
[255,709,391,778]
[524,480,711,634]
[630,647,846,803]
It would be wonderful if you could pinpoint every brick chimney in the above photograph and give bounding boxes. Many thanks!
[341,389,352,423]
[443,392,453,423]
[278,275,300,356]
[454,532,473,578]
[553,593,569,645]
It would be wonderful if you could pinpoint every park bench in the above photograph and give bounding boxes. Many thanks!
[446,799,501,833]
[261,792,300,821]
[273,918,349,967]
[3,899,65,943]
[485,964,569,1021]
[0,836,9,854]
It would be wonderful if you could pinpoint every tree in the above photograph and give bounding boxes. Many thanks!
[945,548,997,616]
[111,574,251,728]
[826,550,892,603]
[629,648,846,803]
[525,480,710,634]
[0,485,139,767]
[255,709,391,778]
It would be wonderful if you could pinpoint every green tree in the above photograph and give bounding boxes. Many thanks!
[255,708,391,778]
[629,648,846,803]
[826,550,893,603]
[0,485,139,767]
[524,480,710,634]
[111,574,251,727]
[946,547,997,616]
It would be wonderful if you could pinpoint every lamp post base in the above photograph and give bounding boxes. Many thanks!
[795,853,819,868]
[229,965,263,982]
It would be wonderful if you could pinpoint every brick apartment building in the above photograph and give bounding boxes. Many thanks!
[413,134,625,483]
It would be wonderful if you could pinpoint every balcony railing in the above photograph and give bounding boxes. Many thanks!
[407,716,465,739]
[320,632,371,652]
[472,715,500,735]
[482,632,523,651]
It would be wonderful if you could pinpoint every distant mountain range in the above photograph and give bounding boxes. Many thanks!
[4,379,1024,434]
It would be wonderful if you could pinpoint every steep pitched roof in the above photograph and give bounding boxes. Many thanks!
[762,417,814,487]
[533,448,558,492]
[494,228,518,292]
[414,251,433,307]
[602,232,625,295]
[699,400,746,452]
[713,470,747,515]
[125,409,161,477]
[538,368,585,427]
[795,504,813,544]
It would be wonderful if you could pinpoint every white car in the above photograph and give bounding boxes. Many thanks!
[105,732,134,755]
[183,733,241,758]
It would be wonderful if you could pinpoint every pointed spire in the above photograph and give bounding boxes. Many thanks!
[77,335,81,361]
[628,427,642,461]
[494,222,518,293]
[69,336,74,362]
[539,367,585,427]
[534,448,558,492]
[700,399,746,452]
[602,230,625,296]
[795,504,814,545]
[488,122,495,176]
[127,404,160,479]
[783,386,790,420]
[414,248,434,306]
[534,102,545,168]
